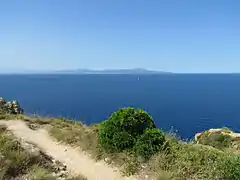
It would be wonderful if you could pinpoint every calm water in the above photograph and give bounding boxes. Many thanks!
[1,74,240,139]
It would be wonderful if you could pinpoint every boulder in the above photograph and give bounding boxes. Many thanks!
[51,160,68,179]
[0,97,24,114]
[0,97,5,105]
[194,132,202,142]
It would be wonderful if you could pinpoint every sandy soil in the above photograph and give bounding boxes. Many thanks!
[0,120,138,180]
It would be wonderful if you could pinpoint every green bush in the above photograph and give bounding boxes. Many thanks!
[149,139,240,180]
[0,105,7,115]
[98,107,157,153]
[198,132,232,150]
[133,128,166,159]
[217,155,240,179]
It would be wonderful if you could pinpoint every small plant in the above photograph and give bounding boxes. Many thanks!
[0,130,56,179]
[0,106,8,115]
[121,156,141,176]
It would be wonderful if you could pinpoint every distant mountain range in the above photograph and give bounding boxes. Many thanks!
[0,68,171,74]
[0,68,170,74]
[56,68,171,74]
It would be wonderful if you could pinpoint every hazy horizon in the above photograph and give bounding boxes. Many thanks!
[1,1,239,73]
[1,68,240,74]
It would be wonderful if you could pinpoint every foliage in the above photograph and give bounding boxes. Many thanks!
[4,112,240,179]
[98,107,158,153]
[0,127,55,180]
[133,128,166,159]
[0,105,7,115]
[217,155,240,179]
[149,135,240,180]
[26,165,55,180]
[198,132,232,150]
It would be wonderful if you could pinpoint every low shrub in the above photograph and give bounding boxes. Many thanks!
[198,132,232,150]
[133,128,166,159]
[217,154,240,179]
[98,107,166,160]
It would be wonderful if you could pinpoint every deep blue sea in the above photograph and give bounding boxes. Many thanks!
[1,74,240,139]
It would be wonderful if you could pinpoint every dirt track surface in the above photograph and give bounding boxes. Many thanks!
[0,120,137,180]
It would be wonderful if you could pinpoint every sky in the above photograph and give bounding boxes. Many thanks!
[0,0,239,73]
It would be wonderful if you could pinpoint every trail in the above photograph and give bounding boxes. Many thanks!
[0,120,137,180]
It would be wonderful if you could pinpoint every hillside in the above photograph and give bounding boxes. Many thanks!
[1,98,240,180]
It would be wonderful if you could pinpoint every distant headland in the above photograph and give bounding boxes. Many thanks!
[56,68,171,74]
[0,68,171,75]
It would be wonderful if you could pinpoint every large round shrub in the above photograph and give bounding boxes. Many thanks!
[98,107,156,152]
[133,128,166,159]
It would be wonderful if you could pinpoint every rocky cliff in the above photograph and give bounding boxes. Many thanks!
[195,128,240,150]
[0,97,24,114]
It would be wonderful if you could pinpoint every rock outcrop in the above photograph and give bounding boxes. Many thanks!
[195,128,240,150]
[0,97,24,114]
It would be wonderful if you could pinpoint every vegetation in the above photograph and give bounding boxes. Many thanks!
[2,100,240,179]
[133,128,166,159]
[0,106,7,115]
[0,123,87,180]
[98,107,166,159]
[151,138,240,179]
[0,125,55,179]
[0,100,87,180]
[197,131,232,150]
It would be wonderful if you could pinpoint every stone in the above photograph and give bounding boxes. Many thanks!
[0,125,7,132]
[194,132,202,143]
[21,141,41,156]
[28,123,39,130]
[195,128,240,150]
[0,97,5,104]
[0,97,24,114]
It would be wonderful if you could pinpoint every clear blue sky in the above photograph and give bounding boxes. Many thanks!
[0,0,239,73]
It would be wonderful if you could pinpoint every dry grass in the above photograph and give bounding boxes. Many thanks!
[22,116,136,175]
[46,118,240,179]
[2,115,240,179]
[0,125,55,180]
[0,117,88,180]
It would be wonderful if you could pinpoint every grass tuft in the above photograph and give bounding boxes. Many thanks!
[2,114,240,179]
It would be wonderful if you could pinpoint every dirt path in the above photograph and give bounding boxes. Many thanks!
[0,120,137,180]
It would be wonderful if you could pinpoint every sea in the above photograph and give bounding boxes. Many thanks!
[1,74,240,139]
